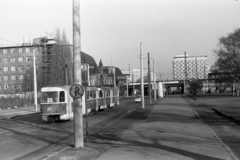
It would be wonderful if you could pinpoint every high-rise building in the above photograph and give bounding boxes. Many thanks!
[173,55,208,80]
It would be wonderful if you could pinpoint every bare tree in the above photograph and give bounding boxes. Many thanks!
[48,29,72,86]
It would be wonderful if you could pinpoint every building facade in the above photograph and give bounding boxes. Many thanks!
[173,55,208,80]
[0,45,39,94]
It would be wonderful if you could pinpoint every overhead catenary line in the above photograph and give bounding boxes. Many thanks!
[0,37,20,45]
[0,0,28,8]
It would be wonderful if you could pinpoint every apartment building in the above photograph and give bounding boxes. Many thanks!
[0,45,39,94]
[173,55,208,81]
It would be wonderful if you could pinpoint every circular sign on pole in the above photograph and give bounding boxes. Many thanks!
[69,84,84,99]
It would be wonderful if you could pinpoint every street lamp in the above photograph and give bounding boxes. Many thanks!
[33,49,37,112]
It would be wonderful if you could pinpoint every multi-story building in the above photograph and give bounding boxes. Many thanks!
[0,37,55,94]
[0,44,38,94]
[173,55,208,80]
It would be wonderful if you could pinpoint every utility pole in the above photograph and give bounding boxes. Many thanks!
[153,59,156,100]
[126,67,129,97]
[73,0,83,148]
[148,53,152,104]
[33,49,38,112]
[184,51,187,94]
[132,71,135,96]
[129,64,131,96]
[65,58,68,85]
[140,42,145,108]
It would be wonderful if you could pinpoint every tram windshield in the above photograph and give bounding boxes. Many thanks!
[41,91,59,103]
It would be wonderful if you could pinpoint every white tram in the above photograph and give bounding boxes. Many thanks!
[40,85,119,123]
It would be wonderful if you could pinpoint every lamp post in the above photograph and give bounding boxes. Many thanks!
[148,53,152,104]
[140,42,144,108]
[33,49,38,112]
[153,59,156,100]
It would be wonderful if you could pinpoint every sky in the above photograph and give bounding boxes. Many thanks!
[0,0,240,80]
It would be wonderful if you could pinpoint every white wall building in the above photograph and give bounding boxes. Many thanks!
[173,55,209,80]
[121,68,156,83]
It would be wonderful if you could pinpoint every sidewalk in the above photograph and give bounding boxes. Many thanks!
[48,95,238,160]
[0,106,39,119]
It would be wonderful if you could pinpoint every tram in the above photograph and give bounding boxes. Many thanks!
[40,85,119,123]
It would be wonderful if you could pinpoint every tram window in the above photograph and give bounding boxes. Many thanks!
[90,91,96,98]
[107,90,110,97]
[99,90,103,98]
[41,91,58,103]
[59,91,65,102]
[86,91,90,99]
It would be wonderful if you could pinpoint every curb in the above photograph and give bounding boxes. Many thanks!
[212,108,240,124]
[187,95,197,100]
[189,105,239,160]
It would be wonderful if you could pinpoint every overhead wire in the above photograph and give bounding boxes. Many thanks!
[0,0,28,8]
[0,37,19,45]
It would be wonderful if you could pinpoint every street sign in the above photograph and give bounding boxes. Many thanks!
[69,84,84,99]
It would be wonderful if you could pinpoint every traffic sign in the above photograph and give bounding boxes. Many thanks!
[69,84,84,99]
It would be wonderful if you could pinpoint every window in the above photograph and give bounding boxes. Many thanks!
[0,58,1,62]
[0,67,1,72]
[18,57,23,62]
[0,76,1,81]
[90,91,96,99]
[11,75,16,80]
[11,66,16,72]
[11,84,16,89]
[10,57,15,62]
[25,47,30,52]
[3,67,8,72]
[0,85,2,90]
[18,65,24,71]
[4,84,9,90]
[59,91,65,102]
[19,48,22,53]
[3,57,8,63]
[10,48,15,53]
[99,90,103,98]
[3,49,7,54]
[4,76,8,81]
[26,56,31,61]
[26,65,32,70]
[18,75,23,80]
[41,91,59,103]
[17,84,23,89]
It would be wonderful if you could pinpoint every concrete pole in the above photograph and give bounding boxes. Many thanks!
[33,49,38,112]
[73,0,83,148]
[153,59,156,100]
[129,64,131,96]
[184,51,187,94]
[132,72,135,96]
[148,53,152,104]
[126,75,128,97]
[140,42,145,108]
[65,58,68,85]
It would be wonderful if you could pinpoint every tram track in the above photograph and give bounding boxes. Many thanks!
[6,98,140,160]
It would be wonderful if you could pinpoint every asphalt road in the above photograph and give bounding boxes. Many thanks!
[184,94,240,159]
[0,98,141,160]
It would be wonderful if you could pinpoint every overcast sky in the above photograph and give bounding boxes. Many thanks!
[0,0,239,80]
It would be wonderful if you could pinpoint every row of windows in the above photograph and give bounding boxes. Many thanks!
[0,56,32,63]
[0,65,32,72]
[0,84,23,90]
[0,48,32,54]
[0,75,24,81]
